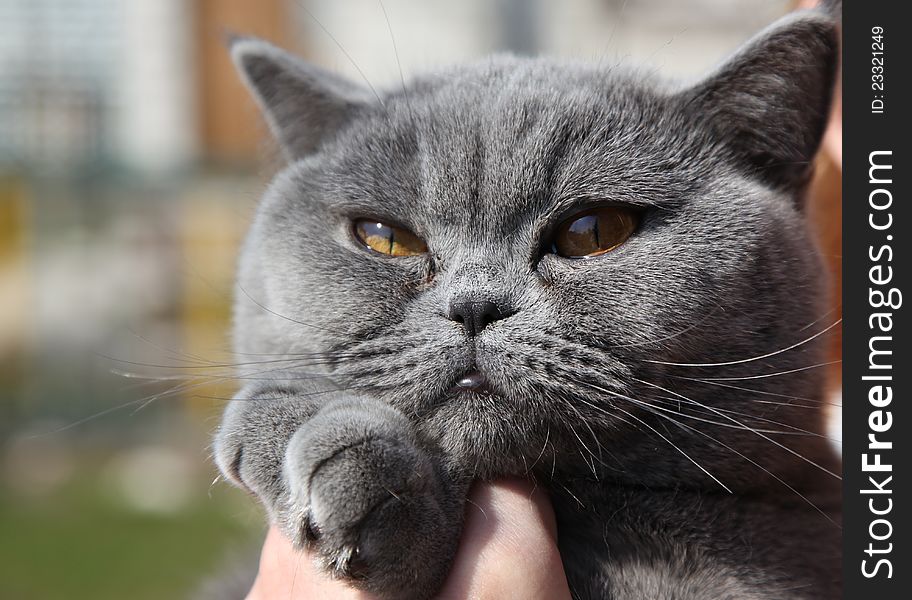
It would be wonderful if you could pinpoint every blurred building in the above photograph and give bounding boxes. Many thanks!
[0,0,796,436]
[0,0,194,173]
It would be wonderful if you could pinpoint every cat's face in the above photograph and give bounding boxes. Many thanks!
[232,12,838,483]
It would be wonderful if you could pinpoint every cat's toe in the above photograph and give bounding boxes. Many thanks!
[277,502,319,548]
[213,395,309,520]
[286,433,431,558]
[214,440,247,490]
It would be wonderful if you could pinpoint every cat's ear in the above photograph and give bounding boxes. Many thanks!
[230,37,373,161]
[680,12,838,189]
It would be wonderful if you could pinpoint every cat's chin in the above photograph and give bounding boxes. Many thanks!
[414,388,551,479]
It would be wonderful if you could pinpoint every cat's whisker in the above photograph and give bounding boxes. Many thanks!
[238,283,353,337]
[612,393,839,528]
[526,425,552,475]
[563,376,841,515]
[648,395,838,441]
[685,359,842,382]
[102,352,363,374]
[25,396,164,438]
[124,327,218,366]
[568,376,829,440]
[376,0,415,129]
[644,318,841,368]
[565,420,599,479]
[555,481,586,509]
[198,385,371,406]
[797,304,841,333]
[208,474,222,499]
[126,359,328,414]
[115,326,383,368]
[464,497,488,522]
[611,404,732,494]
[605,304,724,350]
[558,395,635,473]
[100,342,384,394]
[562,379,731,493]
[668,376,842,407]
[646,391,786,424]
[42,358,359,436]
[571,448,598,481]
[107,359,348,391]
[289,539,303,600]
[290,0,385,108]
[634,378,841,481]
[560,398,608,468]
[72,367,335,438]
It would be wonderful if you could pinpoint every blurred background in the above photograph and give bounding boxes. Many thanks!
[1,1,839,598]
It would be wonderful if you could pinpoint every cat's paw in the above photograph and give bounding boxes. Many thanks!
[213,391,311,516]
[280,398,463,599]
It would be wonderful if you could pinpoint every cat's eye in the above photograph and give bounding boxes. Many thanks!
[551,207,639,258]
[353,219,428,257]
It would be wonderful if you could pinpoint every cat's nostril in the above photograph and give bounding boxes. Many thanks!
[447,299,510,337]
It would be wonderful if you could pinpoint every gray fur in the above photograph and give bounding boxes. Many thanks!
[214,9,840,599]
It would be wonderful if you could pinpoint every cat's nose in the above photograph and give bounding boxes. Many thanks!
[447,299,510,337]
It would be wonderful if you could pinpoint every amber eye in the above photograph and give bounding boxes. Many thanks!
[552,207,639,258]
[354,220,428,257]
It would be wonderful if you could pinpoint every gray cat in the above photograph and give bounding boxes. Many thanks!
[213,8,841,599]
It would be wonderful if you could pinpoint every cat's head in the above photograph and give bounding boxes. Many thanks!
[230,11,838,487]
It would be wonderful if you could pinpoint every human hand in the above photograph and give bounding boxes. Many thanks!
[246,478,571,599]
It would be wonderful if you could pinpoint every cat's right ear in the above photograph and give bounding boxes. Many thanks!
[230,37,373,162]
[678,12,838,190]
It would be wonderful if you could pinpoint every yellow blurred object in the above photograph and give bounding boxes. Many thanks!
[0,175,30,360]
[179,175,255,418]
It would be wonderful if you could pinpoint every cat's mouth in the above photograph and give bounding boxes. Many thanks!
[449,369,500,396]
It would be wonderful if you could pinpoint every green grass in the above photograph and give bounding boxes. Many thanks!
[0,473,263,600]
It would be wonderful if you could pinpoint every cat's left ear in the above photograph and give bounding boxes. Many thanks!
[230,37,374,162]
[679,12,839,190]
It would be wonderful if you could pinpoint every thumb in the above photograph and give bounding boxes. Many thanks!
[438,479,571,600]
